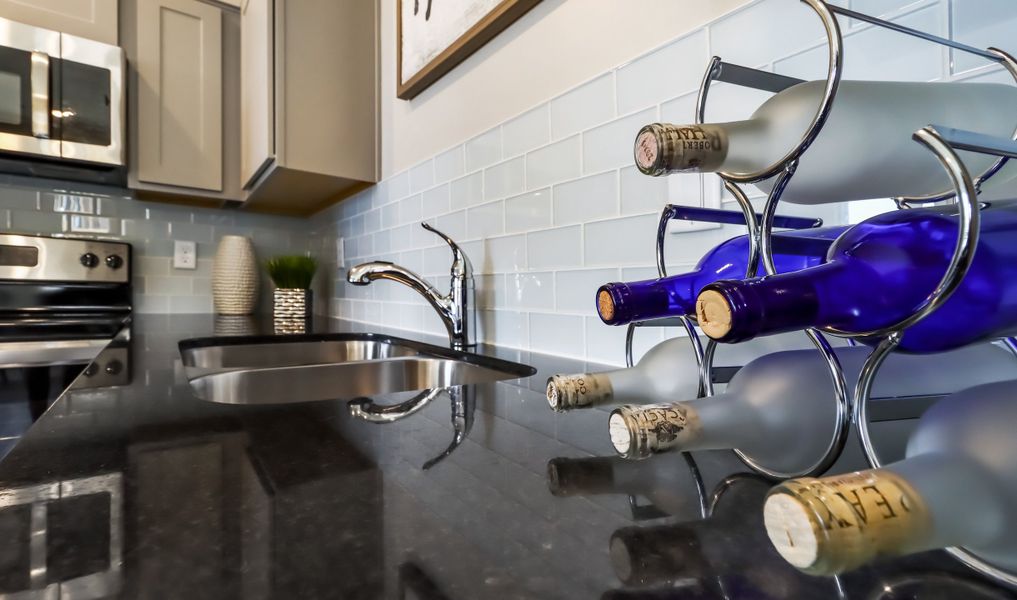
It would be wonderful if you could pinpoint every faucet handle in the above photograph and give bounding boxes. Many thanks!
[421,222,472,276]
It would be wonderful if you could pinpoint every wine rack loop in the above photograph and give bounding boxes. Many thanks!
[632,0,1017,586]
[694,0,843,184]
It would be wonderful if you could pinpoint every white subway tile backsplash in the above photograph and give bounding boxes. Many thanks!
[467,200,505,239]
[450,172,484,209]
[555,268,618,313]
[526,225,582,270]
[466,127,503,172]
[584,214,658,266]
[711,0,834,68]
[421,184,451,218]
[435,209,467,241]
[550,74,615,140]
[408,160,435,193]
[505,272,554,310]
[526,135,581,189]
[504,189,552,233]
[529,313,583,358]
[503,104,551,157]
[553,171,618,225]
[616,30,708,114]
[582,108,655,174]
[311,0,1000,363]
[484,157,525,200]
[950,0,1017,73]
[479,309,528,348]
[777,5,943,82]
[619,166,669,215]
[485,234,527,273]
[434,146,466,183]
[398,194,423,225]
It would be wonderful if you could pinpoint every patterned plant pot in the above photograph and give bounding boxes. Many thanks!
[273,288,312,319]
[212,235,258,315]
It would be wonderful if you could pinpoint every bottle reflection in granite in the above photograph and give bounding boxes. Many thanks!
[608,343,1017,475]
[608,475,839,598]
[547,454,705,520]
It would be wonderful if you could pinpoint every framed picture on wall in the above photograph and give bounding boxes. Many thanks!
[397,0,541,100]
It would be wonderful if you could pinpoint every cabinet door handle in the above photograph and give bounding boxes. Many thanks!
[30,51,49,139]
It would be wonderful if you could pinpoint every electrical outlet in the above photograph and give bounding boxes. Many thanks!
[173,240,197,270]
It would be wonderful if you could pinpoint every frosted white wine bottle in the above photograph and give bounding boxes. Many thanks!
[546,332,838,412]
[633,80,1017,204]
[764,379,1017,575]
[608,344,1017,475]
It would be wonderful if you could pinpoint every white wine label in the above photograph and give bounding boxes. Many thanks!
[546,373,613,411]
[612,403,701,459]
[764,470,931,575]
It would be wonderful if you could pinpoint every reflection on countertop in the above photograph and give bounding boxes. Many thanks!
[0,314,1012,599]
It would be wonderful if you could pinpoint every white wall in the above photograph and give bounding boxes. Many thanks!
[379,0,751,177]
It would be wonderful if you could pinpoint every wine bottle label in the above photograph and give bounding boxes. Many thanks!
[764,470,931,575]
[610,403,701,459]
[546,373,613,412]
[634,123,728,176]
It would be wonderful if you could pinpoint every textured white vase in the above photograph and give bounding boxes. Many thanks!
[212,235,258,315]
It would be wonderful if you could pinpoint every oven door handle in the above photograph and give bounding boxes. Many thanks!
[30,51,50,139]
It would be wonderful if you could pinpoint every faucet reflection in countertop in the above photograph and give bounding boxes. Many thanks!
[348,385,475,470]
[347,222,476,349]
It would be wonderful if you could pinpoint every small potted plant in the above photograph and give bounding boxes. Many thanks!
[266,255,318,320]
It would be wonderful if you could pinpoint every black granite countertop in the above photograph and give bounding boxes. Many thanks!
[0,314,1013,599]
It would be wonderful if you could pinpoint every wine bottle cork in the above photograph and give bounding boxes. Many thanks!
[633,123,728,176]
[597,290,616,322]
[696,289,733,339]
[609,403,701,460]
[546,373,613,412]
[763,470,931,575]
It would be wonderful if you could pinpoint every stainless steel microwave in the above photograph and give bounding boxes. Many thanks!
[0,17,124,167]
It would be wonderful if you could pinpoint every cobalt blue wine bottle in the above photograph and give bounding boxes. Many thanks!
[696,204,1017,353]
[596,226,846,326]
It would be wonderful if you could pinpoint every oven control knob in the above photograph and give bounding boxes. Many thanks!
[80,253,99,268]
[105,254,124,269]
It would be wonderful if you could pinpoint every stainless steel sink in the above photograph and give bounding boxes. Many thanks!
[180,337,421,378]
[179,333,535,405]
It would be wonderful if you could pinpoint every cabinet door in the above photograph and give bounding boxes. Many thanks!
[0,0,118,45]
[135,0,222,191]
[240,0,274,189]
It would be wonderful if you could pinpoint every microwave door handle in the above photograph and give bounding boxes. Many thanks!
[30,51,50,139]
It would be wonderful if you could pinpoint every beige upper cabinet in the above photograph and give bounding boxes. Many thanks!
[241,0,377,216]
[240,0,274,188]
[122,0,242,205]
[0,0,117,44]
[135,0,222,191]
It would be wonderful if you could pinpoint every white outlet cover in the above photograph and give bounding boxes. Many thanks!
[173,240,197,270]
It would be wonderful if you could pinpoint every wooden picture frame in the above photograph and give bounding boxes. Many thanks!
[397,0,541,100]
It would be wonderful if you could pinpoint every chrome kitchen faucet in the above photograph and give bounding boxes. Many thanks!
[347,223,476,348]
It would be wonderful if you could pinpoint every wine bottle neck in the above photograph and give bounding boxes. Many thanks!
[598,272,702,325]
[764,453,1005,575]
[699,261,852,342]
[608,393,752,459]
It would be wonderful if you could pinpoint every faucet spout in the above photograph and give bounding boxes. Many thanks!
[346,224,476,348]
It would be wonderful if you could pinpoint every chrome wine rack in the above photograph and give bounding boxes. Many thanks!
[622,0,1017,586]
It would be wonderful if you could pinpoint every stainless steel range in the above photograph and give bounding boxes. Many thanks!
[0,233,131,458]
